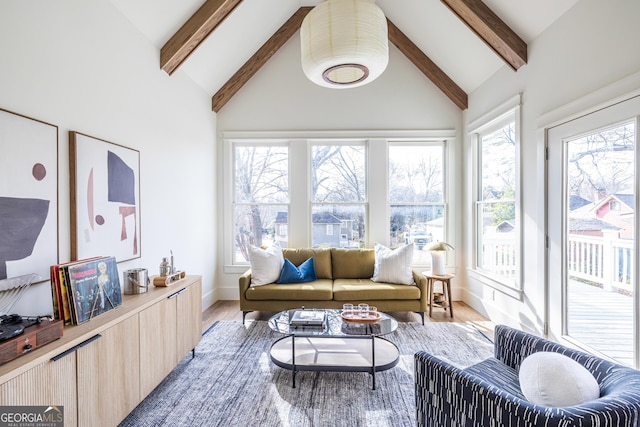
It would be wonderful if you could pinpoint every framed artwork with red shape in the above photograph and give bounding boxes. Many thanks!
[69,131,141,262]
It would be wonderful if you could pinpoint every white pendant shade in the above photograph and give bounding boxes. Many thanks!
[300,0,389,89]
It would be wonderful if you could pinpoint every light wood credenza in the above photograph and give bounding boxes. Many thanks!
[0,275,202,427]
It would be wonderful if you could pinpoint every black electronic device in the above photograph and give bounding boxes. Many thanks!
[0,314,41,342]
[0,315,63,365]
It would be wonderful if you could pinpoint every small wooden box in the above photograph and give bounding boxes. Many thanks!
[0,319,64,366]
[152,271,186,287]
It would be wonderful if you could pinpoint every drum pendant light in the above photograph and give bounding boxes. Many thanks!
[300,0,389,89]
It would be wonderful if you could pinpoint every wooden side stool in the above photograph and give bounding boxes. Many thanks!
[422,271,454,318]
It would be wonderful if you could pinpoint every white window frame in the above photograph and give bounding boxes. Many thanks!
[387,140,449,268]
[469,95,522,293]
[224,138,291,268]
[310,141,368,249]
[223,130,456,273]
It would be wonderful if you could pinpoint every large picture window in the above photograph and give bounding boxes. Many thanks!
[389,144,445,265]
[311,144,366,248]
[233,144,289,263]
[472,107,520,287]
[225,131,454,268]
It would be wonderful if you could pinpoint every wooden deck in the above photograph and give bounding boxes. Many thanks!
[567,279,634,367]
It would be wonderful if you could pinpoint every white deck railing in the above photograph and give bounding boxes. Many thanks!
[481,235,517,278]
[482,233,634,293]
[568,233,633,293]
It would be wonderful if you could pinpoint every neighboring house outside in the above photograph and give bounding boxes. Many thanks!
[340,218,355,247]
[569,194,591,211]
[569,218,620,237]
[312,212,342,248]
[570,193,634,239]
[496,221,515,233]
[274,211,289,248]
[567,192,635,293]
[274,211,361,248]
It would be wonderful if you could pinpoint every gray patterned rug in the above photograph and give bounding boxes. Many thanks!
[119,320,494,427]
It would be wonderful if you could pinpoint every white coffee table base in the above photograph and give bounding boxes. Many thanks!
[270,335,400,389]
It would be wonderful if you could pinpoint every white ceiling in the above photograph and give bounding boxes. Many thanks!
[111,0,580,97]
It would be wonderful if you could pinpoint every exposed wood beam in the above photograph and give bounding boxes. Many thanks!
[161,0,243,75]
[387,20,468,110]
[211,8,468,111]
[440,0,527,71]
[211,7,312,112]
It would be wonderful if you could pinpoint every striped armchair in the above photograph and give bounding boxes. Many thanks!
[415,324,640,427]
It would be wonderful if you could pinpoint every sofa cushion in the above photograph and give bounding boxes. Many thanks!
[331,248,375,279]
[248,242,284,286]
[277,257,317,284]
[244,279,334,301]
[333,279,420,301]
[283,248,332,279]
[372,243,415,285]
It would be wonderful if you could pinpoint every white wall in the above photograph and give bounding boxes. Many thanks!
[462,0,640,333]
[216,35,463,297]
[0,0,218,315]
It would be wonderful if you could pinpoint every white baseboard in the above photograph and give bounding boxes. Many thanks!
[462,289,540,334]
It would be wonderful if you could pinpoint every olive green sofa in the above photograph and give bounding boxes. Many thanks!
[238,247,428,324]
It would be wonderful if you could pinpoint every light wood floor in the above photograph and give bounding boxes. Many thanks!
[203,300,496,339]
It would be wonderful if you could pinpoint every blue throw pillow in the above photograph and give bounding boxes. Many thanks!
[277,257,317,284]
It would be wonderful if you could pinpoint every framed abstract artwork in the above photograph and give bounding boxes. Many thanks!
[0,109,58,281]
[69,131,141,262]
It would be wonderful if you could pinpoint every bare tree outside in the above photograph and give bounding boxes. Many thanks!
[234,146,288,262]
[311,145,366,248]
[567,122,634,201]
[389,145,443,204]
[389,145,445,264]
[312,145,365,202]
[564,119,636,366]
[476,119,517,279]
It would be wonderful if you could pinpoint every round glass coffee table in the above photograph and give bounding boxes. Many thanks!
[268,309,399,389]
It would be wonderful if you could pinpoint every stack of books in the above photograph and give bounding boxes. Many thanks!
[289,309,327,328]
[50,256,122,325]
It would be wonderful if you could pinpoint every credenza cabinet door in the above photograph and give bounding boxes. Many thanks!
[139,295,178,398]
[0,354,77,426]
[76,314,140,427]
[176,280,202,360]
[138,279,202,398]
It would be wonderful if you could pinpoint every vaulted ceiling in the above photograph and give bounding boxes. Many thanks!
[111,0,579,111]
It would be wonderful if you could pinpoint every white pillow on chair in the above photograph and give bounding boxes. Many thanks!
[519,351,600,407]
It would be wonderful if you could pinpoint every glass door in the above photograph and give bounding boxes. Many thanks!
[547,95,639,368]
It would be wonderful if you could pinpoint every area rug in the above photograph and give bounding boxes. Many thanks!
[119,320,494,427]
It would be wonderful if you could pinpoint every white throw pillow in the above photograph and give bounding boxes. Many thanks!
[371,243,415,285]
[519,351,600,407]
[248,242,284,286]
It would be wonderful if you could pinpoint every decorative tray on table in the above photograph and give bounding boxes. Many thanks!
[341,311,382,324]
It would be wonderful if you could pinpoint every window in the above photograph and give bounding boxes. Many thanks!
[388,143,445,265]
[311,144,366,248]
[225,131,454,268]
[233,144,289,263]
[472,106,520,287]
